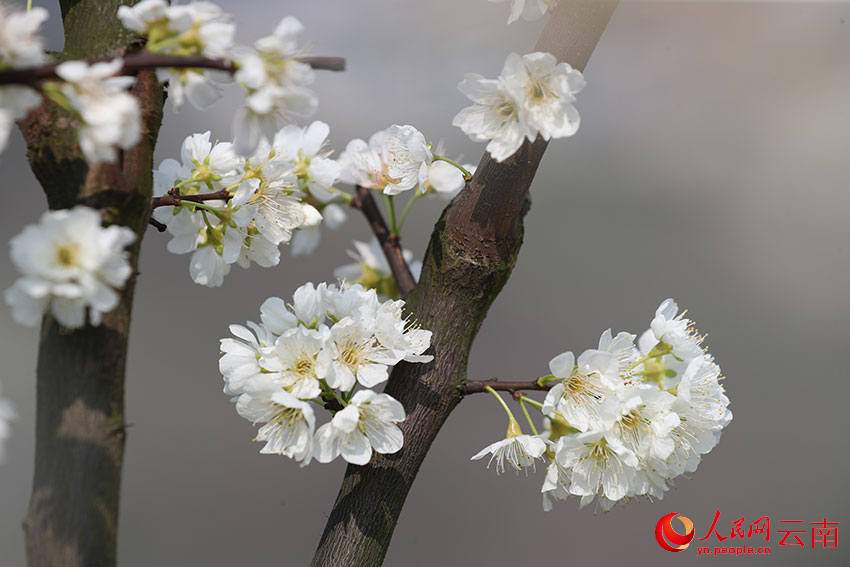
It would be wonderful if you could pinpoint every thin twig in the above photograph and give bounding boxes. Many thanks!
[350,185,417,298]
[151,188,231,208]
[148,217,167,232]
[0,52,345,87]
[462,378,553,395]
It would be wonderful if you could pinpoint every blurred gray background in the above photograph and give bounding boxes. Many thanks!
[1,1,849,565]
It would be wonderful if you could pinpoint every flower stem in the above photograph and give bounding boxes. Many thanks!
[396,190,422,233]
[383,194,399,236]
[433,155,472,181]
[519,398,539,436]
[536,374,559,386]
[484,385,520,427]
[519,396,545,411]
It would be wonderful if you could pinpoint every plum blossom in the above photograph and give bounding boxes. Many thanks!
[55,59,141,164]
[4,206,135,329]
[472,432,547,474]
[0,380,16,465]
[220,282,430,465]
[232,17,317,155]
[454,51,585,162]
[475,299,731,511]
[314,390,405,465]
[119,0,236,110]
[333,238,422,299]
[236,388,316,466]
[0,5,49,153]
[384,125,433,195]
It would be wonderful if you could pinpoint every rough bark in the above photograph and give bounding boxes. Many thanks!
[312,3,619,565]
[20,2,164,566]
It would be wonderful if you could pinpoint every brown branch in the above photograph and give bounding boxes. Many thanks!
[0,52,345,87]
[312,2,619,565]
[462,378,553,395]
[148,217,167,232]
[151,188,231,208]
[349,185,417,298]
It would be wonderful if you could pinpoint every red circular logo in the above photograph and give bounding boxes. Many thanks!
[655,512,695,552]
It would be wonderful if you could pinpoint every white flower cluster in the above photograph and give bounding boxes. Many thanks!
[338,124,473,198]
[0,5,49,153]
[54,59,142,164]
[118,0,235,110]
[220,282,433,466]
[118,2,318,157]
[453,51,585,162]
[152,122,342,287]
[472,299,732,513]
[231,17,317,155]
[334,237,422,300]
[0,380,15,466]
[4,206,136,329]
[489,0,558,24]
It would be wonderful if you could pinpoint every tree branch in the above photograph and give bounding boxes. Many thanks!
[462,378,552,395]
[0,52,345,87]
[312,2,619,565]
[350,185,417,298]
[20,3,166,566]
[151,188,231,208]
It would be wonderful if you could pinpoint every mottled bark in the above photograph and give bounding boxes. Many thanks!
[19,1,164,566]
[312,3,619,565]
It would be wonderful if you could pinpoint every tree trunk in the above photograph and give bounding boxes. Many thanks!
[19,2,164,566]
[311,2,619,565]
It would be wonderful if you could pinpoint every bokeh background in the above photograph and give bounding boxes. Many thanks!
[1,1,849,565]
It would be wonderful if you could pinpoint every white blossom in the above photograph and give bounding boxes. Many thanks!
[219,321,279,396]
[334,238,422,299]
[273,121,340,201]
[423,161,474,200]
[54,59,141,164]
[236,387,315,466]
[221,282,432,465]
[541,449,572,511]
[338,130,393,190]
[0,5,49,67]
[314,389,405,465]
[493,299,731,511]
[471,433,546,474]
[556,430,638,502]
[542,348,619,432]
[260,326,332,400]
[502,51,585,141]
[0,5,49,153]
[384,125,433,195]
[650,298,707,360]
[4,206,135,329]
[0,380,15,465]
[453,73,529,162]
[232,17,317,155]
[454,51,585,162]
[290,203,347,256]
[120,0,235,111]
[0,86,42,154]
[489,0,558,24]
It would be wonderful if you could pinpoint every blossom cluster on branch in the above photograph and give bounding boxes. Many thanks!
[3,206,136,329]
[471,299,732,513]
[152,122,472,287]
[0,5,49,153]
[454,51,585,162]
[219,282,433,466]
